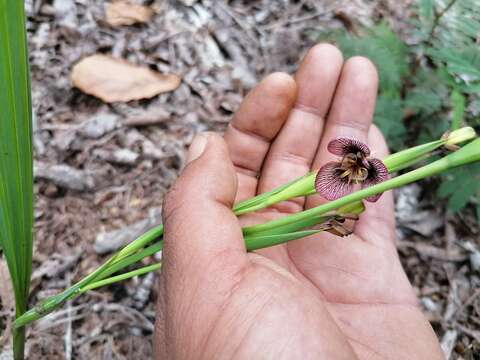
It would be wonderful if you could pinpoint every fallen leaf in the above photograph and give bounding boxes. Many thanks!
[71,55,181,102]
[105,1,153,26]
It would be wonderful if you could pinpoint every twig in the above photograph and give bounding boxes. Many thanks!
[452,288,480,319]
[260,11,328,31]
[456,323,480,343]
[94,303,154,332]
[36,304,89,331]
[427,0,458,42]
[440,329,458,359]
[215,2,259,45]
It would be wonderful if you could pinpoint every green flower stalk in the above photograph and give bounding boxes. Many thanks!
[383,126,476,172]
[235,126,476,214]
[14,132,479,328]
[233,171,316,215]
[244,138,480,236]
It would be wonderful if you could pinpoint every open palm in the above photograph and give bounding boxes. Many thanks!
[155,44,443,359]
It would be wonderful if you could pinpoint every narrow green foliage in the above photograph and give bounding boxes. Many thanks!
[0,1,34,358]
[244,215,334,237]
[233,172,315,215]
[14,225,164,328]
[79,263,162,293]
[96,241,162,281]
[244,230,322,251]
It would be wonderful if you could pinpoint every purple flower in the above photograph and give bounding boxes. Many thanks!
[315,137,388,202]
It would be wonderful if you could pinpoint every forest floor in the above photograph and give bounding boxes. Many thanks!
[0,0,479,359]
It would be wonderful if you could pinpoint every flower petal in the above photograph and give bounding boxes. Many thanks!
[327,137,371,157]
[361,158,389,202]
[315,162,353,201]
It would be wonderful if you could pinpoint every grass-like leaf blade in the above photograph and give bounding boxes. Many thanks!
[0,1,34,358]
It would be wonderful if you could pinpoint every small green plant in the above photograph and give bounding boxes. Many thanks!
[13,126,480,328]
[321,0,480,213]
[0,1,34,359]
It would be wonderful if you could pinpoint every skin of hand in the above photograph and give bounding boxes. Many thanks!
[154,44,444,359]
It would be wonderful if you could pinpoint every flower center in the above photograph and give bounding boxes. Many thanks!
[338,152,368,184]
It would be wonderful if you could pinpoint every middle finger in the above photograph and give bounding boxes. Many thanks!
[257,43,344,213]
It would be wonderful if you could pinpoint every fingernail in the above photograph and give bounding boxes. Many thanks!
[187,133,209,163]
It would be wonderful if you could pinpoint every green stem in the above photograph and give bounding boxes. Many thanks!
[244,138,480,235]
[244,230,322,250]
[233,172,315,215]
[96,242,163,281]
[14,227,164,328]
[79,263,162,293]
[383,140,443,172]
[427,0,458,42]
[12,327,25,360]
[235,127,475,212]
[12,298,27,360]
[83,228,328,291]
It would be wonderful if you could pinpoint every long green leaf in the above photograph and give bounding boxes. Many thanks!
[0,1,34,358]
[79,263,162,293]
[244,230,322,251]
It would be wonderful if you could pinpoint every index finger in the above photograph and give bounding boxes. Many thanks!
[224,73,297,203]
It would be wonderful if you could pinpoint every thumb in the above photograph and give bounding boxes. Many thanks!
[162,132,247,283]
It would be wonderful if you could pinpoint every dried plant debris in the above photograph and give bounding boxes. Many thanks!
[93,148,139,165]
[31,253,81,281]
[0,260,14,348]
[105,1,153,27]
[71,55,181,102]
[34,162,96,191]
[0,348,13,360]
[94,208,162,254]
[79,113,120,139]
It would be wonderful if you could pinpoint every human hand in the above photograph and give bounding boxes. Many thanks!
[154,44,443,359]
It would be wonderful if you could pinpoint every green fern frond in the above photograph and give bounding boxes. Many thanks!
[333,22,409,93]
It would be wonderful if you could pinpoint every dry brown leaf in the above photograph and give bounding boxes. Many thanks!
[105,1,153,26]
[71,55,181,103]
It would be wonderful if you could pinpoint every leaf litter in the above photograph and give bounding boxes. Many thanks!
[71,55,181,102]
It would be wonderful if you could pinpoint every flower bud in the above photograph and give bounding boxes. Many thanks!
[444,126,477,146]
